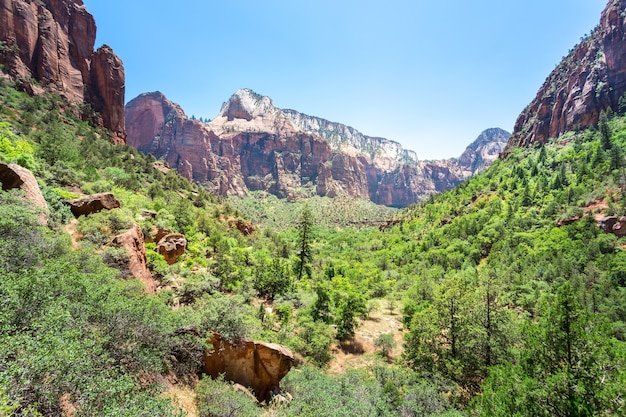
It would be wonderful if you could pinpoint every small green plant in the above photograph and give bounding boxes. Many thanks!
[374,333,396,360]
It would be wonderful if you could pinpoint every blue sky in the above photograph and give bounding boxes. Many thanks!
[84,0,606,159]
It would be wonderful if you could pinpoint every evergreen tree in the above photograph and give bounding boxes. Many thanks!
[475,282,626,416]
[295,204,314,280]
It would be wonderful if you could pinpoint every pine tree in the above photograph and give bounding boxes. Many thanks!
[295,204,313,280]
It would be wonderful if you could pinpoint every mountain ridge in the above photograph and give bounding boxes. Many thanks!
[125,89,509,207]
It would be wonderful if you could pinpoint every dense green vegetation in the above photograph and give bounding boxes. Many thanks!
[226,191,397,230]
[1,75,625,416]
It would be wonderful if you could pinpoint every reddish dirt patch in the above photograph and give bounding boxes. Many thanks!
[583,199,609,219]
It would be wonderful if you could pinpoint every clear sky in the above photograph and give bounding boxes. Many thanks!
[83,0,606,160]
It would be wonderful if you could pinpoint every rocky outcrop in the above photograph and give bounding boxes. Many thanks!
[457,128,510,177]
[283,108,419,171]
[229,219,256,236]
[88,45,126,143]
[611,217,626,237]
[597,215,626,237]
[0,162,48,224]
[156,233,186,265]
[505,0,626,153]
[204,333,295,402]
[66,192,120,217]
[112,225,157,294]
[0,0,125,142]
[126,90,508,207]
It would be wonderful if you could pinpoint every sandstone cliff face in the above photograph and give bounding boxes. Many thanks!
[126,90,508,207]
[0,0,125,142]
[505,0,626,152]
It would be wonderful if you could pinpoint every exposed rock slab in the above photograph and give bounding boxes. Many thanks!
[112,225,157,294]
[0,0,125,142]
[66,192,120,217]
[506,0,626,153]
[203,333,295,402]
[156,233,186,265]
[0,162,48,224]
[612,216,626,237]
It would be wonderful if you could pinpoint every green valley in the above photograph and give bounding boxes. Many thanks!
[2,0,626,415]
[1,68,626,415]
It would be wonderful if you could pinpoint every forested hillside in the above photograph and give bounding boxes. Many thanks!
[1,69,626,415]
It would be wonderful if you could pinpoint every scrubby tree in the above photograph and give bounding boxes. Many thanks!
[375,333,396,360]
[254,258,292,300]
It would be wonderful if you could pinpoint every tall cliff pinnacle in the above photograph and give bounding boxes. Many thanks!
[0,0,126,143]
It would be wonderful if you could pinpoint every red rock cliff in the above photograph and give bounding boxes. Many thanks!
[126,90,507,207]
[505,0,626,153]
[0,0,125,142]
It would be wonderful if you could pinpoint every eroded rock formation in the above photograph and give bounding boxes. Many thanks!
[66,192,120,217]
[505,0,626,153]
[156,233,186,265]
[126,90,509,207]
[112,225,157,294]
[0,162,48,224]
[0,0,126,142]
[203,333,295,402]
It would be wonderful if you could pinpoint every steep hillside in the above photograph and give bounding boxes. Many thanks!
[126,89,508,207]
[506,0,626,152]
[380,115,626,415]
[0,0,125,142]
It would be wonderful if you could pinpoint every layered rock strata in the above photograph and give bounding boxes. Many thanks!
[126,90,509,207]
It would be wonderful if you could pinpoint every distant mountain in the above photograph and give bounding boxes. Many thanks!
[125,89,508,207]
[505,0,626,153]
[457,128,511,177]
[282,109,418,172]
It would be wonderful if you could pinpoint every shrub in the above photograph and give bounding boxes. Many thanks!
[374,333,396,359]
[196,375,260,417]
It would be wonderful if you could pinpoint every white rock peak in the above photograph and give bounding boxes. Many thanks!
[218,88,278,121]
